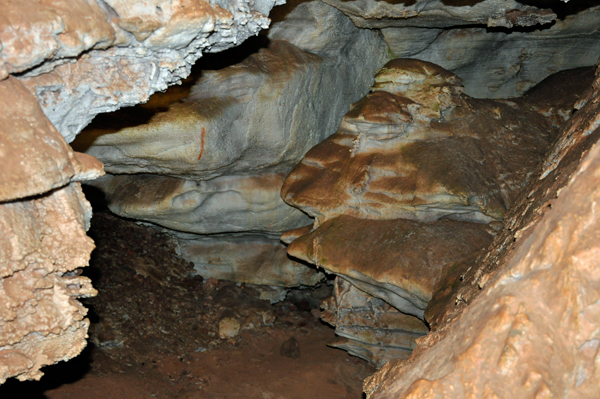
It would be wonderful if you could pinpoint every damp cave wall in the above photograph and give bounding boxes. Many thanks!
[1,0,600,397]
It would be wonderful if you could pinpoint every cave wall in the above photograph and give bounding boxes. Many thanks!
[1,0,600,396]
[364,65,600,398]
[0,0,281,383]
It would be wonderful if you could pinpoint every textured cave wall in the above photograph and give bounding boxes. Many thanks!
[0,0,281,383]
[1,0,283,143]
[364,64,600,397]
[2,0,600,393]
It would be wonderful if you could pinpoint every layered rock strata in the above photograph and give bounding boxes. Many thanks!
[0,0,282,384]
[288,215,493,318]
[2,0,283,142]
[282,59,574,225]
[382,6,600,98]
[281,60,590,366]
[318,0,600,99]
[321,0,557,29]
[76,1,389,286]
[321,278,429,368]
[175,233,323,288]
[364,62,600,399]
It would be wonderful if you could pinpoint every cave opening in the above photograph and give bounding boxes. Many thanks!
[2,0,600,398]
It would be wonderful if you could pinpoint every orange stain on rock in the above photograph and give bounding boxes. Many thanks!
[198,127,206,160]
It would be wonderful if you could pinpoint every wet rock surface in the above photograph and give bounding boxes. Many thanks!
[281,60,595,368]
[282,60,583,225]
[362,64,600,399]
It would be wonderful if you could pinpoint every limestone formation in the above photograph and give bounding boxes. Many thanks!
[175,233,324,287]
[0,49,106,383]
[0,77,104,202]
[0,184,97,384]
[282,60,594,367]
[75,2,388,178]
[321,278,429,368]
[89,173,311,235]
[282,59,575,225]
[72,1,388,289]
[288,215,493,318]
[2,0,283,142]
[321,0,557,29]
[382,6,600,98]
[364,64,600,398]
[0,0,282,384]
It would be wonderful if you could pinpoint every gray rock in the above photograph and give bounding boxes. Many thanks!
[321,278,429,367]
[75,1,389,178]
[10,0,283,143]
[175,233,324,287]
[383,6,600,98]
[321,0,556,29]
[89,173,311,234]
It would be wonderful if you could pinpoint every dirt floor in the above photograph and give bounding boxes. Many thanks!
[0,211,373,398]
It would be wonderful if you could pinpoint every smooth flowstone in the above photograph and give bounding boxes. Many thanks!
[282,60,588,224]
[287,215,493,318]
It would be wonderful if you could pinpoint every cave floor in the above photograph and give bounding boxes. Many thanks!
[0,212,372,398]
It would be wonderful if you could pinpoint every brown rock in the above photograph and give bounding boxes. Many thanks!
[288,215,492,318]
[282,59,562,224]
[0,183,97,383]
[0,77,76,201]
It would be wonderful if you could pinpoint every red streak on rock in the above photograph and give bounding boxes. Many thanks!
[198,127,206,160]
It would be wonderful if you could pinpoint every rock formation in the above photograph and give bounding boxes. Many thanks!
[3,0,283,142]
[321,277,429,368]
[319,0,600,98]
[74,1,389,285]
[321,0,558,29]
[0,0,281,383]
[2,0,600,395]
[381,6,600,98]
[364,63,600,399]
[281,59,594,365]
[0,77,102,383]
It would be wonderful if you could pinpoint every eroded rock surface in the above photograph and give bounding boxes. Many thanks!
[0,0,280,385]
[364,65,600,398]
[282,59,575,225]
[0,183,97,384]
[76,2,388,178]
[90,173,311,235]
[288,215,493,318]
[176,233,324,287]
[73,1,388,287]
[2,0,283,142]
[282,59,594,367]
[382,6,600,98]
[321,277,429,368]
[321,0,557,29]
